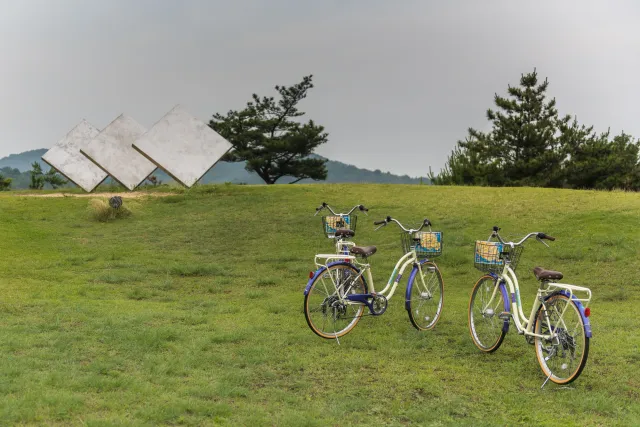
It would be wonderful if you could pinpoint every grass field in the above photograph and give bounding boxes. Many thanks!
[0,184,639,426]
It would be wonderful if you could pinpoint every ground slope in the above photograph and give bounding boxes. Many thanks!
[0,184,638,425]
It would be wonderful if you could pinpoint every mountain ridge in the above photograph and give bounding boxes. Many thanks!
[0,148,430,188]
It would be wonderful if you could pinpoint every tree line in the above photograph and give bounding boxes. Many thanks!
[429,69,640,190]
[0,162,68,191]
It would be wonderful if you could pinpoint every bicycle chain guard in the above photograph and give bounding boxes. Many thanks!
[346,293,388,316]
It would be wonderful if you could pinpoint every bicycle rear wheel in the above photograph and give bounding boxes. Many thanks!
[304,263,367,339]
[405,261,444,330]
[534,293,590,384]
[468,275,509,352]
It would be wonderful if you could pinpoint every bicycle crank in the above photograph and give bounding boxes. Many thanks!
[370,294,388,316]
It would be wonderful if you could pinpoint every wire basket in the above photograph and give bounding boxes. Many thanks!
[474,241,524,273]
[322,215,357,238]
[401,231,443,259]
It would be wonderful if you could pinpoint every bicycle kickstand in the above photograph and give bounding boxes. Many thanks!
[541,372,552,389]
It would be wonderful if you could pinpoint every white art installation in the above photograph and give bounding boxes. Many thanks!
[80,114,156,191]
[41,120,109,192]
[41,105,233,192]
[132,105,233,188]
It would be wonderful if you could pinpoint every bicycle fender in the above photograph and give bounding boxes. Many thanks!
[498,282,510,333]
[544,291,592,338]
[303,261,364,296]
[405,259,429,311]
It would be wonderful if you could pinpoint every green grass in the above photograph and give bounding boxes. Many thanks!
[0,184,639,426]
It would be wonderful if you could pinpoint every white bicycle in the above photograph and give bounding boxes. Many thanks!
[468,226,593,387]
[303,215,444,341]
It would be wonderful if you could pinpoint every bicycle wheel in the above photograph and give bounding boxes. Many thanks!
[468,275,510,352]
[405,261,444,330]
[304,263,367,339]
[534,293,590,384]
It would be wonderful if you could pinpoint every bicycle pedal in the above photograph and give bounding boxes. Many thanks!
[498,312,511,320]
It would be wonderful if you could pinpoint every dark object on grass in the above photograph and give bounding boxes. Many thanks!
[109,196,123,210]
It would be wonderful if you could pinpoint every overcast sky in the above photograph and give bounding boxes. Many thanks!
[1,0,639,177]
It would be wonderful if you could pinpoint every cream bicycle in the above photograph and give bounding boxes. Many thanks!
[468,226,593,387]
[313,202,368,256]
[303,215,444,342]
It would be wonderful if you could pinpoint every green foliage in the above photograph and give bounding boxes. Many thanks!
[432,68,640,190]
[563,130,640,190]
[0,167,29,189]
[0,184,638,425]
[433,69,565,187]
[1,164,74,190]
[0,172,11,191]
[29,161,45,189]
[209,75,329,184]
[44,167,68,189]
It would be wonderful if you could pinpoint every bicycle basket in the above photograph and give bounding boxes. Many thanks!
[474,241,524,273]
[322,215,357,238]
[401,231,443,259]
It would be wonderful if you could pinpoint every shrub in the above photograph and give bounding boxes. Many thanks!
[88,198,132,222]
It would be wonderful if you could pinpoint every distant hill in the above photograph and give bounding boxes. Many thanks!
[0,148,430,188]
[0,149,49,172]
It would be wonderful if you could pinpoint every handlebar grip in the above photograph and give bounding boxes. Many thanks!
[493,225,500,232]
[359,205,369,212]
[423,219,431,227]
[373,220,386,225]
[538,232,556,241]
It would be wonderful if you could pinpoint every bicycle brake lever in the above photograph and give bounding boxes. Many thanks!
[374,224,385,231]
[537,236,550,248]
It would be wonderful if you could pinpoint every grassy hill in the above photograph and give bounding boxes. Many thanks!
[0,149,429,187]
[0,184,638,425]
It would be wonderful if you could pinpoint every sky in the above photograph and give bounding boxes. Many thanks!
[1,0,639,177]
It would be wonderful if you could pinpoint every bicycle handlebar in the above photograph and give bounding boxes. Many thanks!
[314,202,369,217]
[374,216,432,233]
[491,227,556,247]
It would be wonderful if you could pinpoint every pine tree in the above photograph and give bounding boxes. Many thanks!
[209,75,328,184]
[29,162,45,189]
[432,69,568,187]
[44,167,68,189]
[564,130,640,190]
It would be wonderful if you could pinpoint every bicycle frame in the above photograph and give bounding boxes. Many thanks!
[313,248,431,306]
[489,264,593,339]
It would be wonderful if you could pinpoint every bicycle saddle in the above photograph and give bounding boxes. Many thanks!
[533,266,563,281]
[335,229,355,238]
[350,245,377,257]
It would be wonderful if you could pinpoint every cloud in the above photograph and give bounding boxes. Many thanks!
[1,0,639,177]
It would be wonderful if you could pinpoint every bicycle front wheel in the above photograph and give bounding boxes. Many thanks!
[468,275,509,352]
[405,261,444,330]
[534,293,590,384]
[304,263,367,339]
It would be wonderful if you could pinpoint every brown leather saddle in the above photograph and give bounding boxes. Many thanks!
[532,266,563,281]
